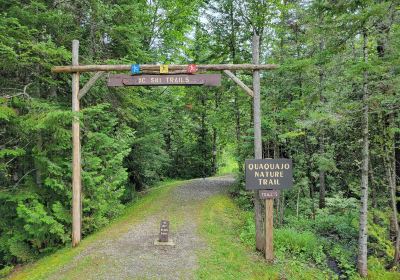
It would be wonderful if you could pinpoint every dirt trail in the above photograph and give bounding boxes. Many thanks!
[49,175,235,280]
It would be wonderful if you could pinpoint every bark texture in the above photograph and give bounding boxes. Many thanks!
[252,33,265,252]
[357,31,369,278]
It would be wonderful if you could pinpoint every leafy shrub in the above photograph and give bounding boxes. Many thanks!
[328,244,357,278]
[313,209,358,243]
[325,194,358,213]
[275,228,327,265]
[0,266,14,278]
[230,176,253,211]
[232,189,253,211]
[285,194,359,244]
[0,102,135,269]
[368,257,400,280]
[239,212,255,247]
[368,209,395,263]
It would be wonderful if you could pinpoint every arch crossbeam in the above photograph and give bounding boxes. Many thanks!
[52,63,278,74]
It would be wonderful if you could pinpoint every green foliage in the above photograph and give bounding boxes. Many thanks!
[16,199,68,246]
[240,212,328,266]
[367,257,400,280]
[0,265,14,278]
[275,228,326,265]
[199,195,334,280]
[329,244,357,278]
[368,209,395,262]
[216,144,238,175]
[5,179,183,279]
[0,0,399,278]
[239,211,255,246]
[232,189,254,212]
[0,0,212,271]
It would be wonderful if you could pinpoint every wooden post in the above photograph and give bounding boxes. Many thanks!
[252,32,275,262]
[252,33,266,253]
[265,198,274,261]
[71,40,81,247]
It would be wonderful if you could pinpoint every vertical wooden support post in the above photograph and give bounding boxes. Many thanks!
[71,40,81,247]
[265,198,274,261]
[252,33,265,252]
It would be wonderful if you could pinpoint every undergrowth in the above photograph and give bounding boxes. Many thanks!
[197,195,333,279]
[232,187,400,279]
[4,179,183,280]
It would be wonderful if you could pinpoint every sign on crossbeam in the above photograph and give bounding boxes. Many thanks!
[108,74,221,87]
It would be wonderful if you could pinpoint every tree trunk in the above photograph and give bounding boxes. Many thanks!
[396,132,400,191]
[384,113,400,267]
[212,87,219,174]
[252,32,265,252]
[35,134,43,188]
[305,136,316,219]
[296,186,301,219]
[228,1,242,174]
[212,127,217,174]
[234,90,242,173]
[357,30,369,278]
[369,160,377,210]
[318,53,326,209]
[200,93,207,178]
[319,138,326,209]
[387,155,399,266]
[319,169,326,209]
[279,191,285,225]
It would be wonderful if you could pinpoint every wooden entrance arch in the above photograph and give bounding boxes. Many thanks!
[52,38,278,260]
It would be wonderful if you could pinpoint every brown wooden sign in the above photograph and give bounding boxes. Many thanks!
[159,220,169,242]
[108,74,221,87]
[245,159,293,190]
[259,190,279,199]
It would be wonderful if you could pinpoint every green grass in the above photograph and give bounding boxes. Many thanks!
[366,257,400,280]
[196,195,331,280]
[6,179,183,280]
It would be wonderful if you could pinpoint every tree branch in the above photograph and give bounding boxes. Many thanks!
[1,83,32,99]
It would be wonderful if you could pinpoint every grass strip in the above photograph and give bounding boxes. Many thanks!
[7,179,183,280]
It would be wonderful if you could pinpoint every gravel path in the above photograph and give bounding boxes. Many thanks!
[50,175,235,280]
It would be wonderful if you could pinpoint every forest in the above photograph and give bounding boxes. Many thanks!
[0,0,399,279]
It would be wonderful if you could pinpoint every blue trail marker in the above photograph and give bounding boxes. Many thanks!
[131,64,140,74]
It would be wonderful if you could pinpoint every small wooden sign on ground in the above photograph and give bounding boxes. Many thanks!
[154,220,175,246]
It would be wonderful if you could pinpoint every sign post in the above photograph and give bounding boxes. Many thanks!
[265,197,274,261]
[245,158,293,261]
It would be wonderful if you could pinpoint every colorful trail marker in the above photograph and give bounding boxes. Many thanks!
[187,64,198,73]
[131,64,140,74]
[160,65,169,74]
